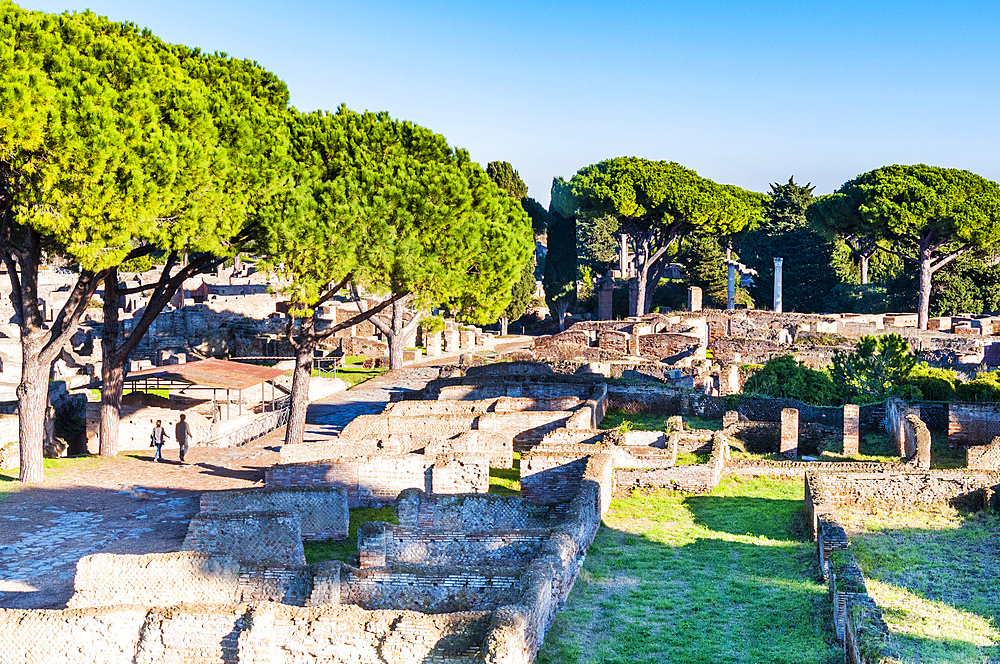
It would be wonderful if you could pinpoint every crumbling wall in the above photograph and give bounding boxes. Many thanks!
[949,402,1000,448]
[181,511,306,566]
[68,552,311,609]
[395,490,560,531]
[199,487,349,541]
[358,522,549,568]
[0,602,492,664]
[614,432,729,493]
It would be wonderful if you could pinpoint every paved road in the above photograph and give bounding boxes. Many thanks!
[0,337,532,609]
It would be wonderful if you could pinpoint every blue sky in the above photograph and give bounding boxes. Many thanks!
[16,0,1000,205]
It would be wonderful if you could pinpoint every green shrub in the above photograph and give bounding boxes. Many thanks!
[419,315,445,334]
[831,333,916,400]
[956,378,1000,403]
[903,363,957,401]
[742,355,838,405]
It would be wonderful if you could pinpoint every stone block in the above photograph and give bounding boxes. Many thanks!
[927,316,952,331]
[883,314,918,327]
[688,286,702,312]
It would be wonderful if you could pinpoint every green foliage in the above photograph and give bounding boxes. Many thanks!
[737,177,839,312]
[522,196,551,239]
[814,164,1000,326]
[119,255,153,274]
[831,334,917,400]
[543,179,577,325]
[677,236,730,308]
[930,251,1000,317]
[485,161,528,201]
[503,258,536,322]
[904,363,957,401]
[576,211,620,272]
[955,371,1000,402]
[418,315,445,334]
[742,355,838,405]
[256,108,533,326]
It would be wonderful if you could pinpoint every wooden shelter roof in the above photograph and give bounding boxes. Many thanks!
[123,358,286,390]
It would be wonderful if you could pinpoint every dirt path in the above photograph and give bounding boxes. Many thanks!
[0,338,531,609]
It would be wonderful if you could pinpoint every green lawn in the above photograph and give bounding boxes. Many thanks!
[847,507,1000,663]
[598,409,720,433]
[489,452,521,496]
[303,505,398,564]
[536,476,841,664]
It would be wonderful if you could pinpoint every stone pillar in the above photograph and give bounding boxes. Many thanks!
[720,364,740,396]
[773,257,783,313]
[598,275,614,320]
[445,329,460,353]
[842,404,860,456]
[727,263,736,310]
[722,410,739,429]
[780,408,799,458]
[425,331,442,357]
[459,328,476,349]
[619,233,629,277]
[628,280,638,317]
[688,286,703,312]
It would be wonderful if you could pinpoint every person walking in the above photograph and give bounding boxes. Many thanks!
[150,420,167,462]
[175,414,193,463]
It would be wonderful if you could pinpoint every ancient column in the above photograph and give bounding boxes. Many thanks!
[619,233,629,277]
[842,404,860,456]
[598,273,614,320]
[773,257,783,313]
[727,263,736,310]
[688,286,703,312]
[780,408,799,458]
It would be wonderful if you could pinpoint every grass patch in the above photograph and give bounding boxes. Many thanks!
[303,505,398,564]
[674,451,710,466]
[489,452,521,496]
[847,507,1000,663]
[536,476,841,664]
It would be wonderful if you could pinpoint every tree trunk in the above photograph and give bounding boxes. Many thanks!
[100,270,121,457]
[17,341,47,483]
[635,271,649,317]
[388,332,405,369]
[553,299,569,331]
[284,326,315,447]
[370,297,420,370]
[859,254,869,285]
[499,317,508,337]
[918,244,933,330]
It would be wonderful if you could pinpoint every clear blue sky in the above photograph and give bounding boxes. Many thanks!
[16,0,1000,205]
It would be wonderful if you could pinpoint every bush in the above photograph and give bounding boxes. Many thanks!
[956,376,1000,402]
[742,355,838,406]
[831,334,916,400]
[904,363,957,401]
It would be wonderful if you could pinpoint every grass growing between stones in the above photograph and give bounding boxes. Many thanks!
[845,506,1000,663]
[302,505,397,564]
[598,409,720,433]
[536,476,841,664]
[489,452,520,496]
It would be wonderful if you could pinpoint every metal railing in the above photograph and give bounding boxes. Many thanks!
[204,401,291,448]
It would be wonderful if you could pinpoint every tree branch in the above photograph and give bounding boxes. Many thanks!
[317,291,409,343]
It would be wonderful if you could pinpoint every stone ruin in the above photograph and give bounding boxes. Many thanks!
[4,361,1000,663]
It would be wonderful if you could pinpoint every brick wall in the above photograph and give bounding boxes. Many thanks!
[0,602,491,664]
[358,522,549,568]
[949,402,1000,447]
[395,490,560,531]
[265,455,429,506]
[520,453,590,505]
[199,487,349,540]
[426,431,513,469]
[181,511,306,566]
[279,435,414,464]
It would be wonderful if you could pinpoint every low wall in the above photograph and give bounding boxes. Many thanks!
[333,563,524,614]
[520,453,590,505]
[0,602,492,664]
[949,402,1000,447]
[200,487,349,541]
[357,523,549,568]
[279,435,417,464]
[395,490,561,531]
[426,431,514,469]
[68,552,311,609]
[181,511,306,566]
[615,432,729,494]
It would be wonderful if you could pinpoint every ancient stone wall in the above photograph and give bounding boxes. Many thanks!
[199,487,349,541]
[357,522,549,568]
[266,453,491,506]
[948,402,1000,447]
[395,490,559,531]
[614,432,729,493]
[967,436,1000,469]
[181,511,306,566]
[68,552,311,609]
[0,603,492,664]
[805,470,1000,513]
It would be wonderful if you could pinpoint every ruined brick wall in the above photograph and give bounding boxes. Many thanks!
[967,436,1000,469]
[949,402,1000,447]
[199,487,349,541]
[426,431,514,469]
[597,330,629,354]
[68,552,312,609]
[181,511,306,566]
[0,602,491,664]
[805,470,1000,512]
[265,455,429,506]
[606,383,683,415]
[333,563,524,613]
[394,490,560,531]
[357,522,549,568]
[430,455,490,494]
[279,435,413,464]
[636,333,701,359]
[520,452,590,505]
[614,432,729,493]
